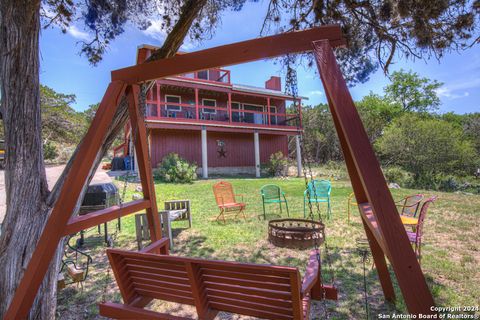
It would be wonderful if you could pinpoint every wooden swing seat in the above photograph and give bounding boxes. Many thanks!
[99,238,337,320]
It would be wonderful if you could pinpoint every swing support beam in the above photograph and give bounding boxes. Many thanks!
[5,25,435,319]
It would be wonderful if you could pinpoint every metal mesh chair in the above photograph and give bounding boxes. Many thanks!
[405,196,437,264]
[304,180,332,219]
[212,181,246,223]
[260,184,289,219]
[396,194,424,217]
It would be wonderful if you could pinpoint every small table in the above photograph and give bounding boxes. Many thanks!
[400,216,418,226]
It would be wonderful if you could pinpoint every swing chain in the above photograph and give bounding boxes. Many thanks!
[119,84,147,207]
[285,55,335,318]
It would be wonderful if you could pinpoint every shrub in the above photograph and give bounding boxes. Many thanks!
[383,166,414,187]
[43,141,58,160]
[321,161,348,180]
[436,175,460,192]
[266,151,288,177]
[153,153,197,183]
[376,113,479,178]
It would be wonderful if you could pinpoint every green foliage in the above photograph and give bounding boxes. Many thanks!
[43,141,58,160]
[266,151,288,177]
[81,103,99,124]
[40,85,85,145]
[356,93,403,142]
[376,113,479,180]
[153,153,197,183]
[462,113,480,154]
[384,70,442,113]
[302,104,342,163]
[383,166,414,187]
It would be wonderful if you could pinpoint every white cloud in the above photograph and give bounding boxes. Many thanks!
[143,20,168,41]
[309,90,323,96]
[436,87,470,99]
[143,19,195,51]
[67,25,90,41]
[436,78,480,100]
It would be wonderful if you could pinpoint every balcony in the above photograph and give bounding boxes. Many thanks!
[175,68,231,85]
[145,101,301,130]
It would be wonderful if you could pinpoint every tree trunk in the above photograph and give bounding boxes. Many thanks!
[0,0,207,318]
[0,1,58,319]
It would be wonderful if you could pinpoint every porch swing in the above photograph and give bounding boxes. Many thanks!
[4,25,436,320]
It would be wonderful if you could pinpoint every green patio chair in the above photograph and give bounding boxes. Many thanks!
[260,184,289,219]
[304,179,332,219]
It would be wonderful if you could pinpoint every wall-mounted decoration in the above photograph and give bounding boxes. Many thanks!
[217,140,227,158]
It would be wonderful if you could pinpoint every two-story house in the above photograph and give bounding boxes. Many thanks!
[114,45,305,178]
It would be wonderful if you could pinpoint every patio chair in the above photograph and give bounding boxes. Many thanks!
[396,194,424,217]
[304,179,332,219]
[260,184,289,219]
[405,196,437,264]
[212,181,246,223]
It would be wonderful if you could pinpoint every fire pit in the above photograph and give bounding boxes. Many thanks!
[268,218,325,249]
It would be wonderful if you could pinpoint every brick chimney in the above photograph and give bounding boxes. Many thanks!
[265,76,281,91]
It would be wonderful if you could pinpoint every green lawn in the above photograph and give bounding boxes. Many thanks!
[57,175,480,319]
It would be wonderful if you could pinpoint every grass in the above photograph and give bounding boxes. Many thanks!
[57,173,480,319]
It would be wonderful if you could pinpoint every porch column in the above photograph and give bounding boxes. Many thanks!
[296,134,302,177]
[228,92,232,123]
[156,81,160,118]
[267,97,271,125]
[195,88,199,120]
[254,131,260,178]
[201,126,208,179]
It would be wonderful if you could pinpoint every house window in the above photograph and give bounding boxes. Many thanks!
[243,103,264,124]
[165,95,181,111]
[197,70,209,80]
[269,106,277,125]
[202,99,217,114]
[231,102,241,122]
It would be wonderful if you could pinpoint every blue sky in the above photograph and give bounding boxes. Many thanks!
[40,1,480,114]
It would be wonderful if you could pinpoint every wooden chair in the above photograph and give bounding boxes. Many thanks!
[99,238,337,320]
[135,200,191,250]
[260,184,289,219]
[303,180,332,219]
[212,181,246,223]
[405,196,437,264]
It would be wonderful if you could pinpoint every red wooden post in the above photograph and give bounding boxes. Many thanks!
[267,97,271,125]
[195,88,199,120]
[4,81,128,319]
[313,39,434,314]
[326,92,396,301]
[156,81,161,118]
[126,85,162,241]
[228,92,232,123]
[111,26,346,83]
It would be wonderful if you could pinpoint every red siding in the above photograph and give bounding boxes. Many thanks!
[149,129,288,168]
[149,129,201,168]
[260,134,288,163]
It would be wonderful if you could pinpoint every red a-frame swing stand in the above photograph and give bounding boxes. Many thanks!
[4,26,435,319]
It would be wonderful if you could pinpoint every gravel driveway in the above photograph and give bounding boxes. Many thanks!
[0,165,112,225]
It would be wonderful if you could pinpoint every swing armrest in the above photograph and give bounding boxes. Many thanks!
[140,237,170,255]
[301,250,320,296]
